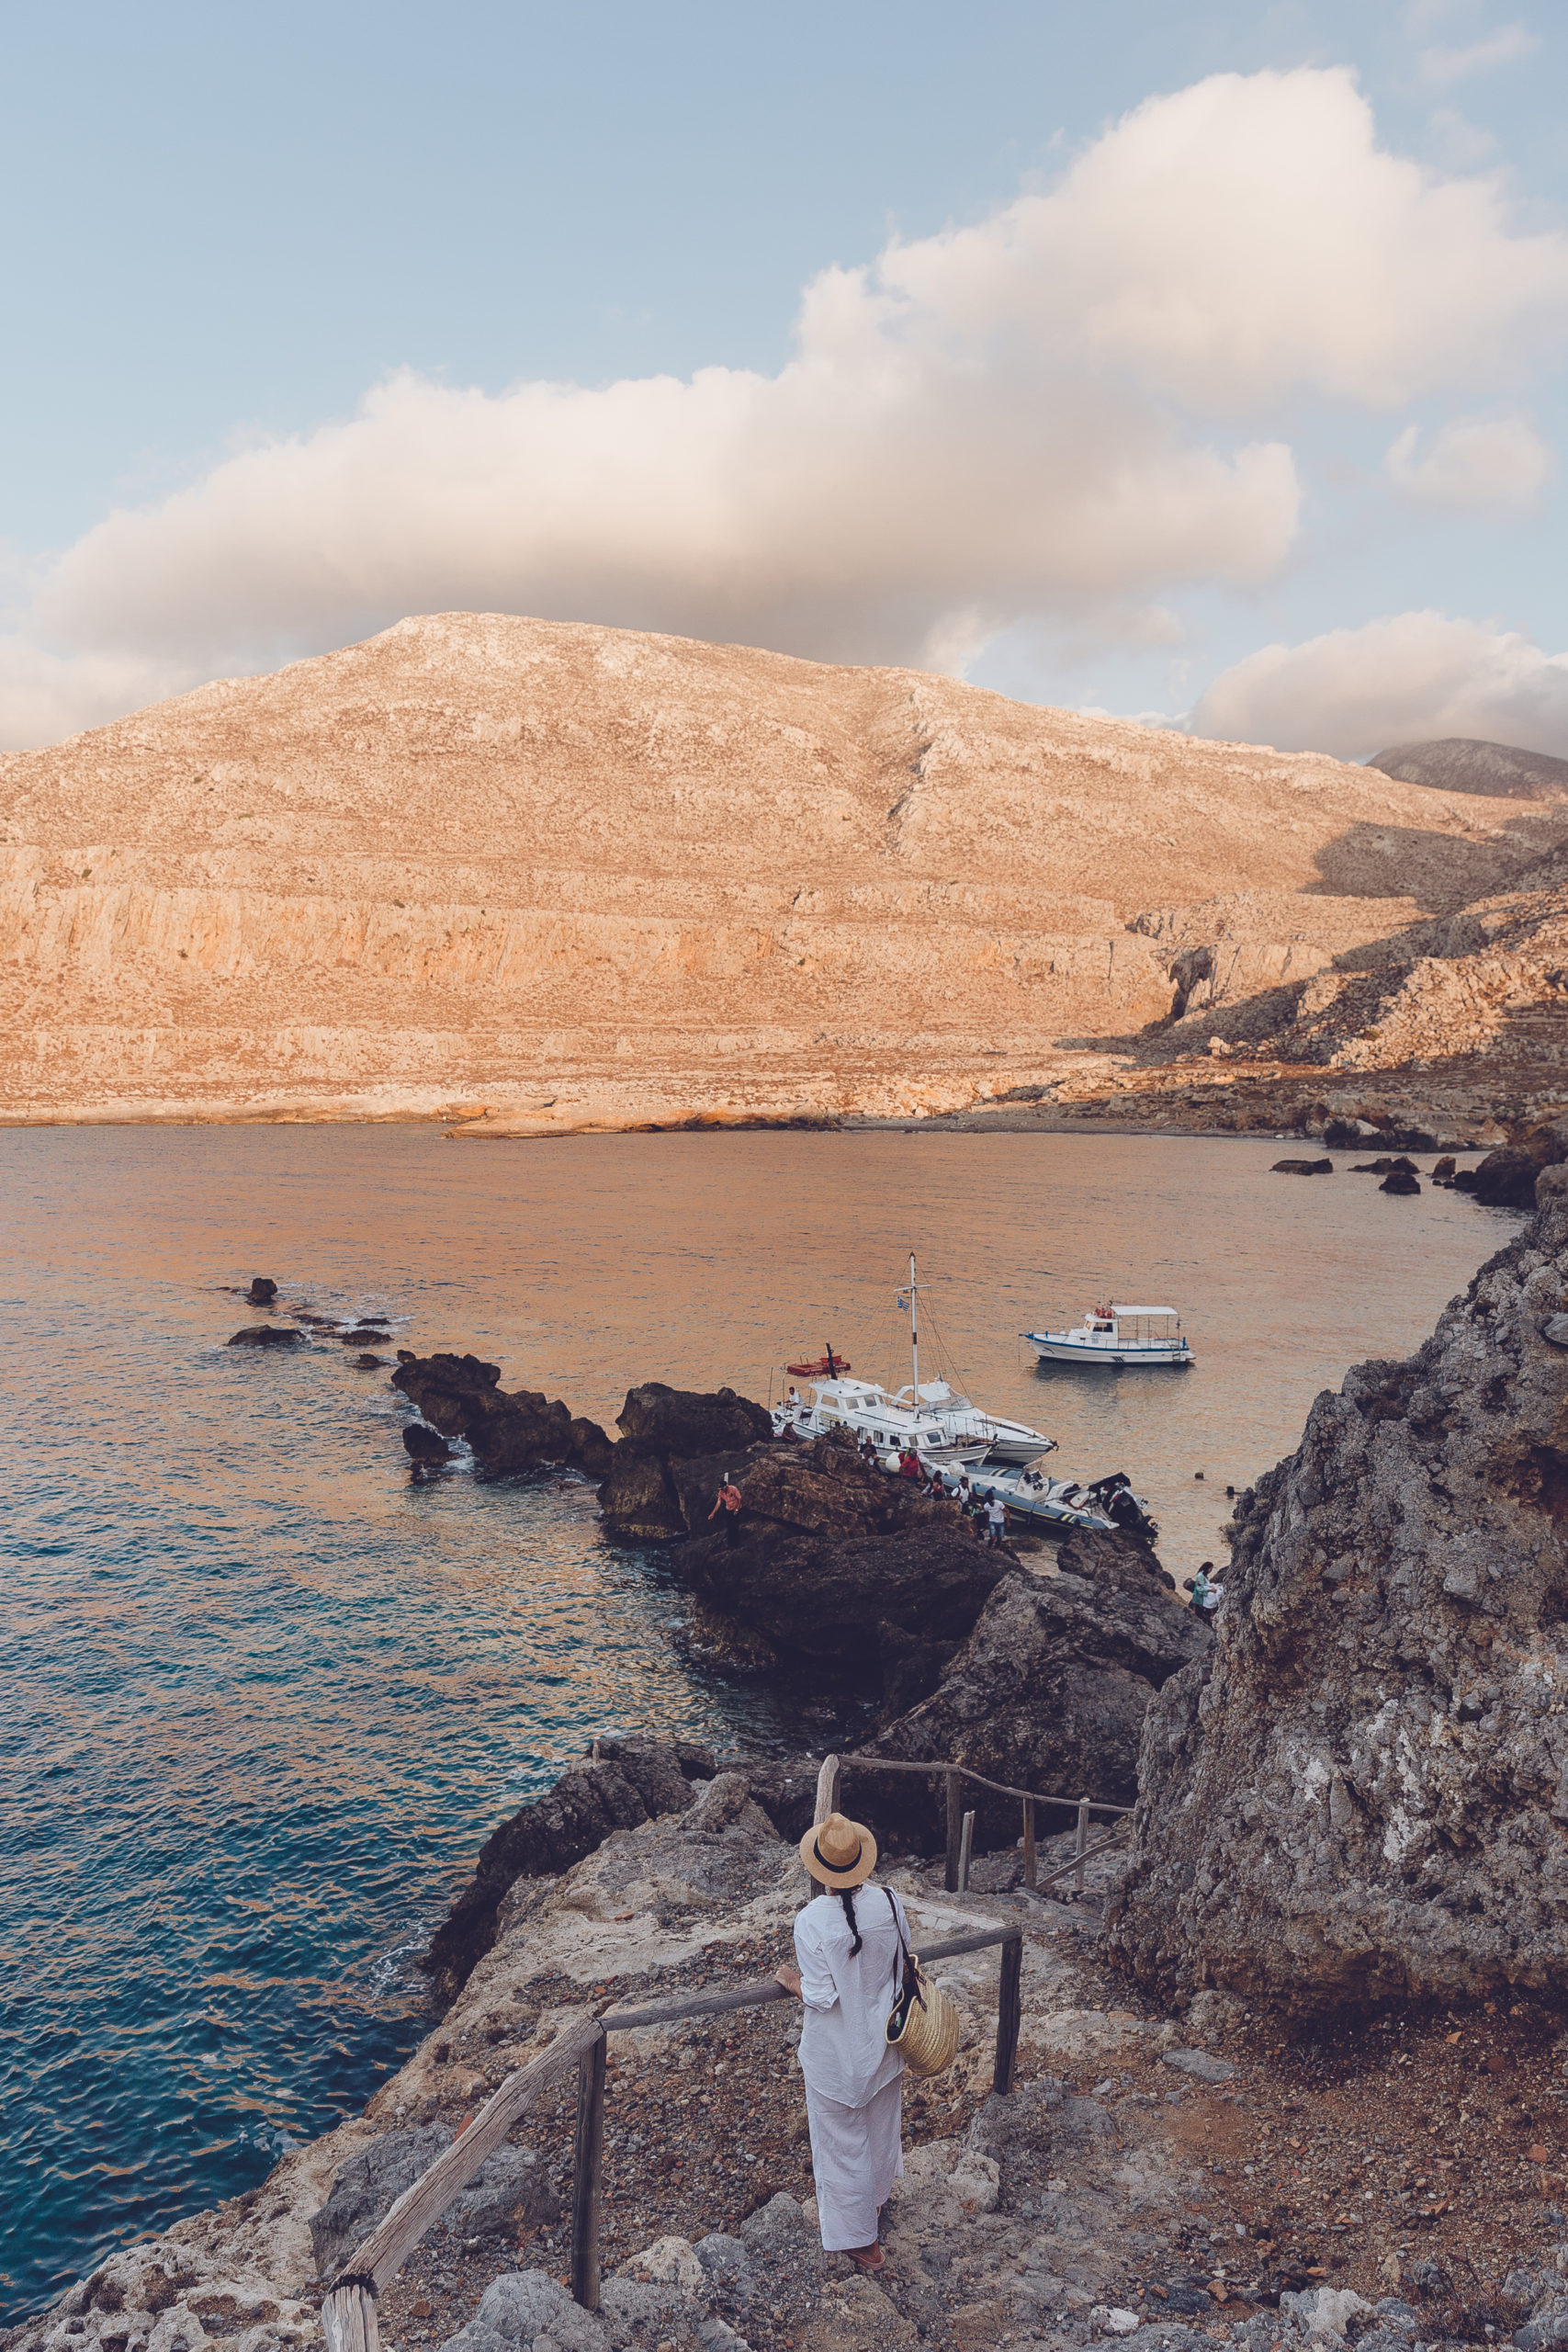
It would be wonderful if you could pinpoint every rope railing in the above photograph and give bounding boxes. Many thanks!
[319,1753,1034,2347]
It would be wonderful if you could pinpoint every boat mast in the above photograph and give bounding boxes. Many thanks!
[908,1250,919,1403]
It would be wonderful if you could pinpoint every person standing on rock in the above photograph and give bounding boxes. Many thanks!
[707,1473,743,1546]
[774,1813,907,2275]
[986,1490,1008,1547]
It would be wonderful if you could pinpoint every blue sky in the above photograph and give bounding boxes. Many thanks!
[1,0,1565,754]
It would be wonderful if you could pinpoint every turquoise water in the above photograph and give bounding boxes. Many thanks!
[0,1124,1516,2318]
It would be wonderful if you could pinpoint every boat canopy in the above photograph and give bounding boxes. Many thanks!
[1111,1305,1178,1317]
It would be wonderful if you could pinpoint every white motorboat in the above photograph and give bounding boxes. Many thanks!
[772,1375,988,1468]
[1024,1303,1194,1369]
[892,1377,1056,1467]
[959,1463,1159,1540]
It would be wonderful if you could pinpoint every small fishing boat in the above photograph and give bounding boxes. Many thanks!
[1023,1303,1194,1369]
[959,1463,1159,1540]
[785,1350,852,1377]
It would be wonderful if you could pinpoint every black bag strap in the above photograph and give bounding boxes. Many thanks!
[885,1886,924,2007]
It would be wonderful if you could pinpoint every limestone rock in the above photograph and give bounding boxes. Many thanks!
[226,1325,304,1348]
[245,1277,277,1305]
[422,1738,715,1999]
[9,613,1560,1129]
[865,1532,1210,1840]
[1270,1158,1333,1175]
[1106,1193,1568,2010]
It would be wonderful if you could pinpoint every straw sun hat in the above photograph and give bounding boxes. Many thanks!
[798,1811,878,1889]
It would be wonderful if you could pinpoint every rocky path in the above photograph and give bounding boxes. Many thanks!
[8,1758,1566,2352]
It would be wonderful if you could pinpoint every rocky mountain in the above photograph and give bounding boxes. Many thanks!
[1368,737,1568,800]
[1104,1180,1568,2014]
[4,611,1562,1128]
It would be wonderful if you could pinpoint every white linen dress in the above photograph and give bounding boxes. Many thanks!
[794,1883,908,2251]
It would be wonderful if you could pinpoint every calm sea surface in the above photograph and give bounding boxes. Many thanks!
[0,1124,1519,2316]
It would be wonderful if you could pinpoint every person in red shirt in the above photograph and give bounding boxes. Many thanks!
[707,1475,743,1546]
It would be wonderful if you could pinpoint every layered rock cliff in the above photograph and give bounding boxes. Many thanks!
[1104,1184,1568,2013]
[4,611,1558,1128]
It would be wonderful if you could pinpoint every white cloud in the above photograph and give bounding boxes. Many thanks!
[4,66,1568,747]
[1385,413,1553,510]
[1418,23,1539,85]
[1190,610,1568,761]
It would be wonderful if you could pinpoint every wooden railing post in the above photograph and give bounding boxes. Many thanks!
[322,2283,379,2352]
[958,1809,975,1893]
[570,2026,607,2312]
[1073,1796,1090,1895]
[994,1932,1022,2096]
[945,1771,963,1892]
[1022,1798,1036,1890]
[813,1753,841,1826]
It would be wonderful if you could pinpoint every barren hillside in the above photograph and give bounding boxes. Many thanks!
[2,612,1561,1128]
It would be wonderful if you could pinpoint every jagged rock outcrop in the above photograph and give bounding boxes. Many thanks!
[228,1324,305,1348]
[390,1351,612,1478]
[864,1532,1211,1848]
[1106,1197,1568,2012]
[1450,1119,1568,1207]
[422,1737,716,2001]
[668,1430,1005,1677]
[598,1385,773,1540]
[7,612,1562,1131]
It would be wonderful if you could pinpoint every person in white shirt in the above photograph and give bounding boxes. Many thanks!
[773,1811,908,2272]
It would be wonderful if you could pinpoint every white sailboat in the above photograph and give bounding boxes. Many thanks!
[890,1256,1055,1463]
[1024,1303,1194,1369]
[773,1255,1053,1468]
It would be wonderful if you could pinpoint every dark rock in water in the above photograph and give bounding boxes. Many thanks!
[245,1277,277,1306]
[616,1381,773,1456]
[403,1423,453,1464]
[423,1737,715,1999]
[876,1620,959,1715]
[1270,1158,1333,1175]
[599,1443,689,1540]
[1105,1190,1568,2012]
[1432,1156,1457,1182]
[864,1531,1210,1847]
[227,1324,305,1348]
[390,1351,610,1478]
[354,1351,389,1369]
[669,1430,1004,1668]
[339,1326,392,1345]
[1379,1169,1421,1194]
[1463,1123,1568,1208]
[1352,1156,1416,1175]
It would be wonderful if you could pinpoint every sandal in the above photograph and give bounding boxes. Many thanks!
[848,2247,886,2273]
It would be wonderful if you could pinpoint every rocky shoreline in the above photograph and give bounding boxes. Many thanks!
[19,1194,1568,2352]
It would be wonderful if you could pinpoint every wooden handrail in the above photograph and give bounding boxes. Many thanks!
[321,1914,1028,2346]
[840,1751,1135,1816]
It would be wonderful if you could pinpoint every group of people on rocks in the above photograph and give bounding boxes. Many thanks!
[711,1445,1011,1550]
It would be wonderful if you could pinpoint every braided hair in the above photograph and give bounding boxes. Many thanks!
[836,1885,863,1955]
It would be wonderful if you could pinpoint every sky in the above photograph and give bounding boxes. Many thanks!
[1,0,1566,759]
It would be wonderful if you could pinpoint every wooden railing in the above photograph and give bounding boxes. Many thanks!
[829,1751,1134,1895]
[320,1754,1039,2347]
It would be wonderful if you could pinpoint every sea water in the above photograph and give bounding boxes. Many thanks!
[0,1124,1517,2316]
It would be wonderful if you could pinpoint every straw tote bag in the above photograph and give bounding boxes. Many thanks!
[883,1890,959,2077]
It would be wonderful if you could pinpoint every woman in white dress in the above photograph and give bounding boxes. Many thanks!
[774,1811,908,2273]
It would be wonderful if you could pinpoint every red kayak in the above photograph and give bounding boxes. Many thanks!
[785,1353,851,1377]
